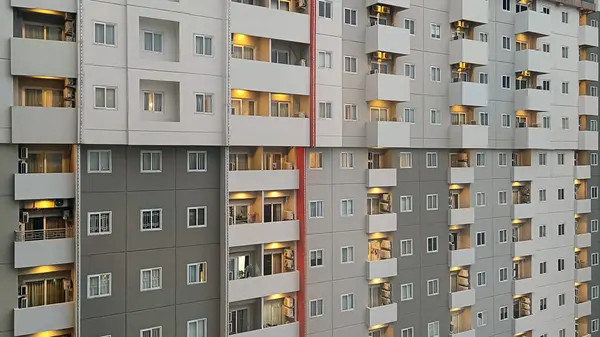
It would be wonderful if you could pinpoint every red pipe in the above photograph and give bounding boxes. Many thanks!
[295,147,307,337]
[309,0,317,148]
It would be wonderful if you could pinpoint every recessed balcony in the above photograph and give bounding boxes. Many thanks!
[228,169,299,192]
[513,277,535,295]
[511,166,535,181]
[450,289,476,309]
[229,271,299,302]
[14,302,74,336]
[579,96,599,116]
[365,0,410,9]
[576,233,591,249]
[367,213,397,233]
[514,127,551,149]
[11,0,77,12]
[575,165,591,180]
[10,38,77,78]
[14,228,74,268]
[449,124,489,149]
[367,168,397,187]
[229,115,309,147]
[231,59,309,96]
[365,121,410,148]
[365,24,410,55]
[579,25,599,47]
[576,300,592,318]
[449,0,488,25]
[229,220,299,247]
[579,60,599,81]
[578,131,598,151]
[449,38,488,66]
[449,81,488,107]
[366,258,398,279]
[449,248,475,268]
[14,173,75,201]
[514,10,551,36]
[515,49,551,74]
[11,106,77,144]
[576,266,592,282]
[512,203,535,219]
[576,198,592,214]
[448,167,474,184]
[515,89,551,111]
[365,73,410,102]
[367,302,397,326]
[449,208,475,225]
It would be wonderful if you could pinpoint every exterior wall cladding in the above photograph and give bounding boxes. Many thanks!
[1,1,600,337]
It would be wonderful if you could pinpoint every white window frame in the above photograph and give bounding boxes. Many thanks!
[87,273,112,299]
[140,267,163,291]
[309,249,324,267]
[498,191,508,205]
[94,86,117,109]
[400,283,414,301]
[476,271,486,287]
[400,239,413,256]
[427,236,438,253]
[309,298,324,317]
[194,34,213,56]
[194,93,213,114]
[343,56,358,74]
[140,150,162,173]
[187,262,207,285]
[400,195,413,212]
[400,152,412,168]
[140,327,162,337]
[426,152,438,168]
[476,231,486,246]
[140,208,163,231]
[187,151,207,172]
[341,246,354,264]
[187,206,207,228]
[427,278,439,296]
[143,30,163,53]
[94,22,116,46]
[88,211,113,236]
[340,293,355,312]
[309,200,324,218]
[340,152,354,169]
[187,319,207,337]
[343,8,357,26]
[88,150,112,173]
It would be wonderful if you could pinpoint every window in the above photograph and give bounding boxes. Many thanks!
[404,63,415,79]
[539,153,547,165]
[540,262,547,274]
[592,19,599,27]
[138,209,162,233]
[343,8,357,26]
[426,152,438,168]
[592,252,599,266]
[476,232,486,246]
[187,206,207,228]
[143,91,163,112]
[187,262,207,284]
[430,66,441,82]
[344,104,357,121]
[140,267,162,291]
[476,192,486,207]
[479,72,488,84]
[400,239,413,256]
[195,93,213,113]
[309,299,324,317]
[427,321,439,337]
[400,283,414,301]
[344,56,357,73]
[310,152,323,169]
[403,108,415,123]
[94,86,117,109]
[194,34,213,56]
[561,11,568,23]
[558,329,565,337]
[141,327,162,337]
[340,152,354,169]
[318,0,332,18]
[140,151,162,173]
[498,229,508,243]
[88,211,112,235]
[427,279,439,296]
[592,285,599,299]
[558,293,565,306]
[341,246,354,264]
[340,199,354,216]
[558,188,565,200]
[560,82,569,95]
[430,109,441,125]
[501,75,511,89]
[499,306,509,321]
[501,114,511,127]
[592,219,599,232]
[561,46,569,59]
[557,153,565,165]
[498,153,507,167]
[501,36,511,50]
[542,116,550,128]
[94,22,116,46]
[404,19,415,35]
[317,51,332,69]
[539,189,547,202]
[427,236,438,253]
[592,186,599,199]
[309,200,324,218]
[187,319,206,337]
[187,151,207,172]
[479,32,488,42]
[430,23,441,39]
[593,319,600,333]
[426,194,438,210]
[542,43,550,53]
[318,101,332,118]
[400,152,412,168]
[143,31,163,52]
[476,271,486,287]
[502,0,510,11]
[341,293,355,311]
[477,311,487,327]
[592,153,598,166]
[88,150,112,173]
[539,298,547,310]
[538,225,547,238]
[558,258,565,271]
[476,153,486,167]
[558,223,565,236]
[310,249,324,267]
[400,196,413,212]
[401,328,414,337]
[499,267,508,282]
[87,273,111,298]
[479,112,489,126]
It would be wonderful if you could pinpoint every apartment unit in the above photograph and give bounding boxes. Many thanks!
[0,1,599,337]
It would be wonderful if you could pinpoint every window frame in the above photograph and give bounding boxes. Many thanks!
[194,93,214,114]
[93,86,117,109]
[88,211,113,236]
[187,206,207,228]
[140,327,162,337]
[309,249,324,268]
[309,200,325,218]
[187,151,208,172]
[93,21,117,46]
[340,293,355,312]
[140,267,163,291]
[187,262,208,285]
[143,30,163,53]
[340,246,355,264]
[140,208,163,231]
[309,298,325,317]
[194,34,213,56]
[187,319,207,337]
[87,273,112,299]
[88,150,113,173]
[140,150,162,173]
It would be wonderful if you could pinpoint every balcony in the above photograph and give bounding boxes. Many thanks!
[14,302,74,336]
[233,322,299,337]
[229,271,299,302]
[514,127,551,149]
[576,266,592,283]
[365,24,410,55]
[513,277,535,295]
[579,96,599,116]
[11,106,77,144]
[449,124,489,149]
[514,313,536,335]
[515,89,551,111]
[512,203,535,219]
[365,73,410,102]
[366,258,398,279]
[449,0,488,25]
[229,115,309,147]
[449,208,475,225]
[578,131,598,151]
[448,167,474,184]
[511,166,535,181]
[366,121,410,148]
[228,169,299,192]
[229,220,298,247]
[450,289,475,309]
[513,240,536,258]
[514,10,551,36]
[367,168,397,187]
[576,233,592,249]
[449,248,475,267]
[367,302,397,327]
[367,213,397,233]
[14,228,74,268]
[576,300,592,317]
[579,60,599,81]
[576,198,592,214]
[515,49,551,74]
[449,38,488,66]
[231,59,309,96]
[449,81,488,107]
[365,0,410,9]
[575,165,592,180]
[10,38,77,78]
[579,25,599,47]
[230,2,309,44]
[11,0,78,12]
[14,173,75,201]
[450,330,476,337]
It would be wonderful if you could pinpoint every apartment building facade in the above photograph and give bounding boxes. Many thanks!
[0,0,599,337]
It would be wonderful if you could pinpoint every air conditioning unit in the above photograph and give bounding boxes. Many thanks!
[54,199,66,208]
[20,212,29,224]
[18,147,28,160]
[18,161,27,174]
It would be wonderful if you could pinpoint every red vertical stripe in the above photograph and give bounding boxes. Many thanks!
[296,147,307,337]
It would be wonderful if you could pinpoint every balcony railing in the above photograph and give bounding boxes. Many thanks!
[15,227,74,242]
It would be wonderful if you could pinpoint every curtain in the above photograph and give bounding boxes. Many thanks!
[24,24,44,39]
[51,90,64,107]
[28,280,45,306]
[46,153,63,173]
[95,88,106,108]
[94,23,105,43]
[46,27,63,41]
[24,89,43,107]
[105,25,115,45]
